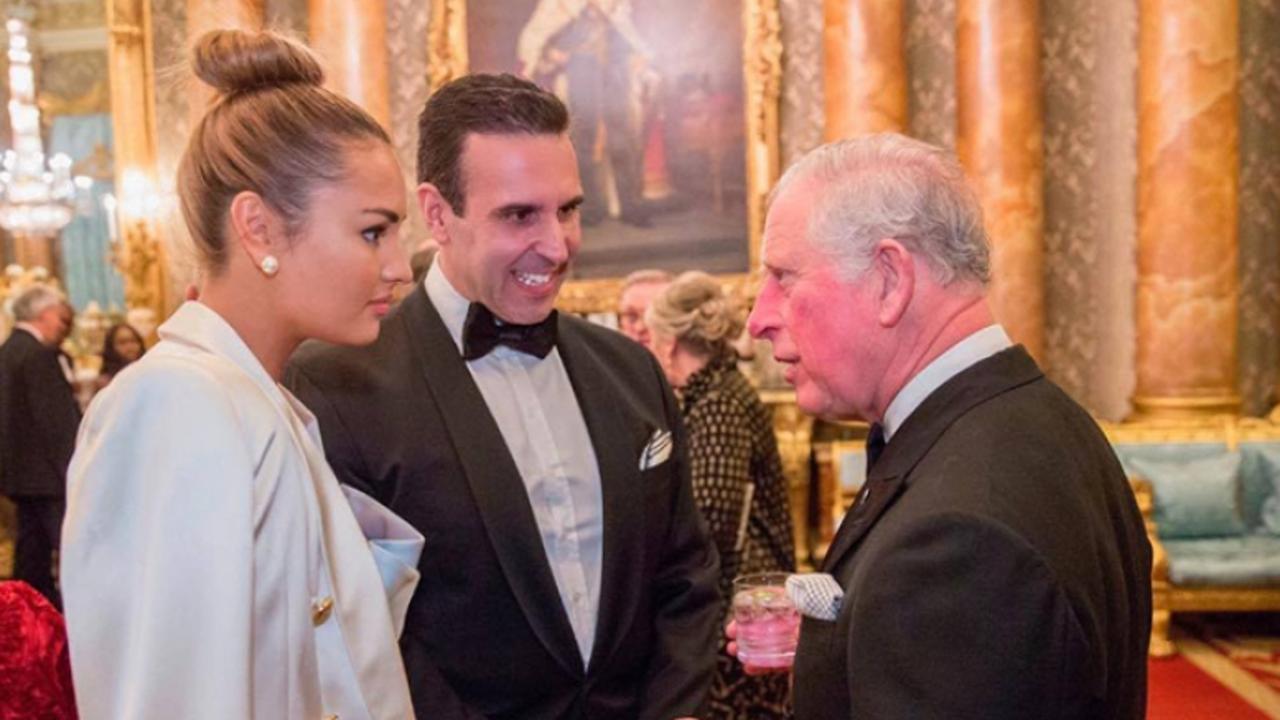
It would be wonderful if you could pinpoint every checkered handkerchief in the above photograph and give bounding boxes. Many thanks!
[784,573,845,622]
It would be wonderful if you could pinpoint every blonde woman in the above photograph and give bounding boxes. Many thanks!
[645,271,795,719]
[61,30,421,719]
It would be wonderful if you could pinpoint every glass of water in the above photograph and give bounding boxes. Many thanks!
[732,572,800,668]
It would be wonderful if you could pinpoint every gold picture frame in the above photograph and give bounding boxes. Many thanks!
[427,0,782,314]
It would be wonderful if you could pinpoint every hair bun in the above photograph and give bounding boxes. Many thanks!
[192,29,324,96]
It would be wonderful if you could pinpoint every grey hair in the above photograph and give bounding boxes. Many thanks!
[621,268,674,292]
[12,284,65,322]
[770,133,990,285]
[645,271,744,359]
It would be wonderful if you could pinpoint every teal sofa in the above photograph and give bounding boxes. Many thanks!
[1102,418,1280,656]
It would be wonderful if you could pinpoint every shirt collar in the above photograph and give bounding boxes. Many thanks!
[14,322,45,344]
[882,324,1012,440]
[424,259,470,354]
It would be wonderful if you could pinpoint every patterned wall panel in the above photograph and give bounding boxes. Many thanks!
[41,0,106,30]
[40,50,110,115]
[266,0,308,36]
[1237,0,1280,416]
[905,0,955,150]
[778,0,824,169]
[1040,0,1138,420]
[150,0,197,283]
[386,0,430,246]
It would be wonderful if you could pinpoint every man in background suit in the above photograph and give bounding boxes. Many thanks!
[288,73,719,720]
[736,133,1151,719]
[0,284,80,608]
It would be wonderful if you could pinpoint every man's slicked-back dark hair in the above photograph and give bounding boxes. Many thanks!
[416,73,570,215]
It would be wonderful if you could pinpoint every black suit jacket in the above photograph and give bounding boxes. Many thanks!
[794,347,1151,720]
[0,328,81,499]
[287,285,720,720]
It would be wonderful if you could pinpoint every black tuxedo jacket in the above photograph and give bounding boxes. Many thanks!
[287,285,720,720]
[0,328,81,499]
[794,347,1151,720]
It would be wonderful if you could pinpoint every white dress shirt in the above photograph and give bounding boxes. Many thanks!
[882,325,1013,441]
[425,263,604,665]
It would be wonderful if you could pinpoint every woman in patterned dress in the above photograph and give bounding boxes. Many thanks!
[645,271,795,719]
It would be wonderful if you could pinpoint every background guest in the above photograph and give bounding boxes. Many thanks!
[0,284,80,609]
[616,267,672,344]
[646,270,794,719]
[94,322,145,391]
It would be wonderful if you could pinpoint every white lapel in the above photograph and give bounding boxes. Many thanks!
[158,302,418,719]
[281,404,417,720]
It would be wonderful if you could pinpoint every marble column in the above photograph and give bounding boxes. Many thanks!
[187,0,266,121]
[822,0,907,139]
[1133,0,1240,418]
[955,0,1045,361]
[308,0,391,127]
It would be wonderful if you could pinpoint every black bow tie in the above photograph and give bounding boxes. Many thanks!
[865,423,887,470]
[462,303,558,361]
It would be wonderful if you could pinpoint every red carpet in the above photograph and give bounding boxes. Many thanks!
[1149,654,1273,719]
[1148,615,1280,719]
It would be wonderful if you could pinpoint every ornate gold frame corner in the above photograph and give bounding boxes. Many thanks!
[425,0,783,315]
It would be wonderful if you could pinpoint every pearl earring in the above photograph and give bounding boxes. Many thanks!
[260,255,279,277]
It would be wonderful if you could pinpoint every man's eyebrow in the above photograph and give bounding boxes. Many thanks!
[362,208,402,223]
[490,203,540,219]
[560,195,585,212]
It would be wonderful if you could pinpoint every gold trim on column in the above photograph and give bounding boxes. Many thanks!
[106,0,168,320]
[423,0,782,315]
[1130,395,1242,421]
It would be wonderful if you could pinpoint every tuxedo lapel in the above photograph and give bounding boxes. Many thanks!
[397,287,583,676]
[822,469,905,573]
[555,319,644,672]
[822,347,1045,572]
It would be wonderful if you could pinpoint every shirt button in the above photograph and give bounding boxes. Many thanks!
[312,596,335,626]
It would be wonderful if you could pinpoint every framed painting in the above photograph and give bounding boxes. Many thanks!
[428,0,782,313]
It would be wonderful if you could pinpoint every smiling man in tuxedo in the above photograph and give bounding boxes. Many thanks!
[287,73,719,720]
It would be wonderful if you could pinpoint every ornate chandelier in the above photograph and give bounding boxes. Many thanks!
[0,15,86,237]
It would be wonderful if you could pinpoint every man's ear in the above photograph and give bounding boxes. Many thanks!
[418,182,455,247]
[872,238,915,327]
[227,191,282,265]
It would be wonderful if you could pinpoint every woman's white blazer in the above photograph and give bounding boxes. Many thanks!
[62,302,422,719]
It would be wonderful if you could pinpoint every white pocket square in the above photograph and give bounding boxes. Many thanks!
[785,573,845,621]
[638,429,674,470]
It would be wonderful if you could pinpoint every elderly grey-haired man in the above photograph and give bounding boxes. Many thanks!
[737,133,1151,719]
[0,284,79,608]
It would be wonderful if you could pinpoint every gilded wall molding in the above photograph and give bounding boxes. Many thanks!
[106,0,169,319]
[426,0,467,92]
